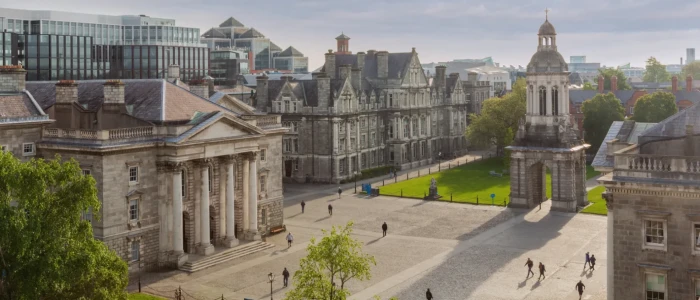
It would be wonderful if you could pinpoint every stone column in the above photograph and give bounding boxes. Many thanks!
[224,157,239,247]
[197,161,214,255]
[248,153,261,240]
[243,158,250,231]
[172,170,184,254]
[603,192,614,300]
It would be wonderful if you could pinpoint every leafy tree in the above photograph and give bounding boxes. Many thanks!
[643,57,671,83]
[598,68,631,90]
[285,222,376,300]
[0,153,128,300]
[582,82,595,90]
[632,91,678,122]
[682,61,700,80]
[466,78,526,156]
[582,93,625,153]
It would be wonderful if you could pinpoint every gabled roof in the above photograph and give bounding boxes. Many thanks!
[0,91,49,124]
[219,17,245,28]
[278,46,304,57]
[269,42,282,52]
[327,52,414,80]
[240,28,265,39]
[640,102,700,138]
[201,28,227,39]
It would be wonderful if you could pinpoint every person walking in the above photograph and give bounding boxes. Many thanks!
[525,258,535,278]
[301,200,306,213]
[538,262,546,280]
[286,232,294,248]
[337,187,342,199]
[328,203,333,216]
[575,280,586,300]
[382,222,388,237]
[282,267,290,287]
[589,255,596,271]
[584,252,590,270]
[426,288,433,300]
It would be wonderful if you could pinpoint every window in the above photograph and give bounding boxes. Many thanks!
[129,166,139,183]
[129,199,139,221]
[293,139,299,153]
[630,106,635,115]
[694,223,700,252]
[260,175,267,192]
[339,158,346,174]
[291,122,298,132]
[551,86,559,115]
[261,208,267,225]
[22,143,35,156]
[181,170,186,198]
[644,219,666,249]
[82,207,93,223]
[350,138,356,150]
[277,102,281,112]
[403,118,409,138]
[538,86,547,115]
[208,167,212,192]
[695,278,700,299]
[293,159,299,171]
[82,169,91,176]
[293,102,297,113]
[645,273,665,300]
[361,153,366,168]
[339,138,345,151]
[361,135,366,148]
[284,100,290,112]
[388,122,394,138]
[130,240,140,262]
[0,145,6,152]
[260,149,266,161]
[390,151,394,162]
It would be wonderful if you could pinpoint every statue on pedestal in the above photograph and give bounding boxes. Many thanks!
[426,177,440,200]
[430,177,437,189]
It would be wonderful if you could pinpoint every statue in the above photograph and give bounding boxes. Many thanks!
[430,177,437,189]
[426,177,440,200]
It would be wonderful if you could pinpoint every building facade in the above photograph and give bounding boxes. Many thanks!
[0,8,209,81]
[210,48,249,85]
[0,64,285,272]
[273,46,308,73]
[466,65,512,97]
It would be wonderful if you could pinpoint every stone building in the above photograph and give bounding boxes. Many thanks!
[601,102,700,300]
[254,35,478,183]
[0,65,285,272]
[507,17,589,212]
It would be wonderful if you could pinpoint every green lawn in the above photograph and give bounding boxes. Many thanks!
[581,186,607,215]
[129,293,167,300]
[380,158,551,205]
[586,165,601,179]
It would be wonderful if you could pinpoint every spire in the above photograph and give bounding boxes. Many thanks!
[545,8,549,21]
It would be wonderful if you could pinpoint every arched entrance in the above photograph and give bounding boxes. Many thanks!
[526,162,547,207]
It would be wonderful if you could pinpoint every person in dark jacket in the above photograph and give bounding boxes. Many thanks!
[584,252,590,270]
[426,288,433,300]
[282,267,290,287]
[575,280,586,300]
[328,203,333,216]
[538,262,546,280]
[525,258,534,278]
[337,187,342,199]
[301,200,306,213]
[589,255,596,271]
[382,222,388,237]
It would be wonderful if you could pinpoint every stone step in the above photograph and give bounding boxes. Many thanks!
[179,241,275,273]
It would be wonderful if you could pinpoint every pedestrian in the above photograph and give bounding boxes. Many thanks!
[382,222,388,237]
[525,258,534,278]
[590,255,596,271]
[575,280,586,300]
[282,267,290,287]
[584,252,590,270]
[286,232,294,248]
[337,187,342,199]
[301,200,306,213]
[426,288,433,300]
[328,203,333,216]
[538,262,546,280]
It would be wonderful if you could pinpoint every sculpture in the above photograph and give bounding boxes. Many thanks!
[430,177,437,189]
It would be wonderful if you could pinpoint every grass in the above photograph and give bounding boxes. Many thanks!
[586,165,601,179]
[128,293,167,300]
[581,186,607,215]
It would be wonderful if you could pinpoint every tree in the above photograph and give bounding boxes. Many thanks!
[681,61,700,80]
[582,82,595,90]
[643,57,671,83]
[581,93,625,153]
[598,68,631,90]
[285,222,376,300]
[0,153,128,300]
[465,78,526,156]
[632,91,678,122]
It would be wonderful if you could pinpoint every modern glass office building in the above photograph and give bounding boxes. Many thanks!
[210,48,249,85]
[0,8,209,81]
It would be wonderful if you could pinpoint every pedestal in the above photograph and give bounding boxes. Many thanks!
[197,243,215,255]
[173,252,189,268]
[224,237,240,248]
[424,187,441,200]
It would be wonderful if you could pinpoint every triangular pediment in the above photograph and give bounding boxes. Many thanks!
[217,95,255,114]
[182,114,264,143]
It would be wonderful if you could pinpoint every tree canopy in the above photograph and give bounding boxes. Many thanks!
[598,68,631,90]
[643,57,671,83]
[581,93,625,153]
[682,61,700,80]
[582,82,595,90]
[285,222,376,300]
[465,77,526,156]
[632,91,678,122]
[0,152,128,300]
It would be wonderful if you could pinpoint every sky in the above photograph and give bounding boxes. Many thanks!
[5,0,700,70]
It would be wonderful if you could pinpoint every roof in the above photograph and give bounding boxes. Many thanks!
[568,90,700,105]
[466,65,509,75]
[592,121,657,169]
[278,46,304,57]
[25,80,230,123]
[527,49,568,73]
[0,92,48,123]
[327,52,414,80]
[239,28,265,39]
[336,33,350,40]
[216,85,255,95]
[640,102,700,138]
[201,28,227,39]
[269,42,282,52]
[219,17,245,28]
[538,20,556,35]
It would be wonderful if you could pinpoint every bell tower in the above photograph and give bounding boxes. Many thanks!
[336,33,351,54]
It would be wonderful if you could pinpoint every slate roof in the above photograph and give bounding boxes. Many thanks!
[592,121,623,169]
[219,17,245,28]
[640,102,700,138]
[278,46,304,57]
[269,42,282,52]
[527,49,567,73]
[591,120,657,169]
[302,81,318,107]
[326,52,413,80]
[445,76,459,97]
[0,92,47,123]
[239,28,265,39]
[201,28,227,39]
[538,20,556,35]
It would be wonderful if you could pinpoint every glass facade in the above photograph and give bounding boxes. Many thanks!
[210,49,245,85]
[0,32,18,66]
[114,45,209,81]
[234,38,271,70]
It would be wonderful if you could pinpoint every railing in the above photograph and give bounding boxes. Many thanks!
[615,154,700,174]
[108,127,154,139]
[256,115,281,129]
[43,127,155,141]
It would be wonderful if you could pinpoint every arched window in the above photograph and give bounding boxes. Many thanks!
[539,86,547,115]
[403,118,409,138]
[388,121,394,138]
[551,86,559,115]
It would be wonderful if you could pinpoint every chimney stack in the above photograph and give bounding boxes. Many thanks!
[167,64,180,81]
[468,71,478,84]
[435,65,447,89]
[351,68,361,91]
[339,64,352,81]
[55,80,79,128]
[672,76,678,93]
[597,75,604,93]
[255,74,269,112]
[316,73,330,109]
[377,51,389,79]
[0,65,26,93]
[189,79,210,99]
[611,76,618,92]
[324,50,336,79]
[356,52,366,70]
[103,80,125,104]
[687,75,693,91]
[55,80,78,104]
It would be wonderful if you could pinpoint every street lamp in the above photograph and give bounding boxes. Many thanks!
[353,171,358,193]
[268,272,275,300]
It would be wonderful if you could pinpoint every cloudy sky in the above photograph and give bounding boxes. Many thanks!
[5,0,700,70]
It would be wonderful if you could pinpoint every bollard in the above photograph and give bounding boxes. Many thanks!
[439,164,441,171]
[477,195,479,205]
[383,179,385,186]
[138,278,141,293]
[407,173,409,180]
[429,168,431,174]
[395,176,397,183]
[418,170,421,176]
[401,189,403,198]
[449,163,451,169]
[450,193,453,202]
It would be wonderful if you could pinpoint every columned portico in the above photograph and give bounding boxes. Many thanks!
[247,152,261,240]
[197,160,215,255]
[224,156,239,247]
[171,167,188,267]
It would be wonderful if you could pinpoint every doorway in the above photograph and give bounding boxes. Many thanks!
[285,160,293,177]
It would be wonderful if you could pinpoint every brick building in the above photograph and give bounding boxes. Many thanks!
[0,64,285,272]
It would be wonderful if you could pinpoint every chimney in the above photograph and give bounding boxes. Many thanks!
[0,65,26,93]
[55,80,78,104]
[377,51,389,79]
[55,80,78,129]
[255,74,269,112]
[468,71,478,84]
[672,76,678,93]
[325,50,336,79]
[356,52,366,70]
[435,65,447,89]
[316,73,330,109]
[611,76,618,92]
[597,75,604,93]
[687,75,693,91]
[167,64,180,81]
[351,68,361,91]
[339,64,352,81]
[189,79,209,99]
[367,50,376,56]
[103,80,125,104]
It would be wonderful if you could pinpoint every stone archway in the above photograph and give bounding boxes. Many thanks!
[526,161,547,207]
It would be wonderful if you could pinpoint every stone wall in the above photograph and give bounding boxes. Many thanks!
[1,126,42,162]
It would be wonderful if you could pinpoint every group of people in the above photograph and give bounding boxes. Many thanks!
[524,252,596,299]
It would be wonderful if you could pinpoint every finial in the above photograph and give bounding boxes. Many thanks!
[545,8,550,20]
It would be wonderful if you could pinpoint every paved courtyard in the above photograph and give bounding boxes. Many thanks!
[137,178,607,300]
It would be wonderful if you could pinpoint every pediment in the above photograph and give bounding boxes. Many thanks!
[218,95,255,114]
[182,114,264,143]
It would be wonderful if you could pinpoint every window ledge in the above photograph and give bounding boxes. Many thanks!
[638,210,672,218]
[127,221,141,230]
[637,263,672,271]
[642,244,667,252]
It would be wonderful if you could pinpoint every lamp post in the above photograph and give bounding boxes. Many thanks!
[353,171,358,193]
[268,272,275,300]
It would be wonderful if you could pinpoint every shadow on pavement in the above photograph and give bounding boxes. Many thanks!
[365,237,382,246]
[314,215,331,223]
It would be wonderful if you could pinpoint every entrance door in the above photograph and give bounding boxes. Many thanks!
[285,160,293,177]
